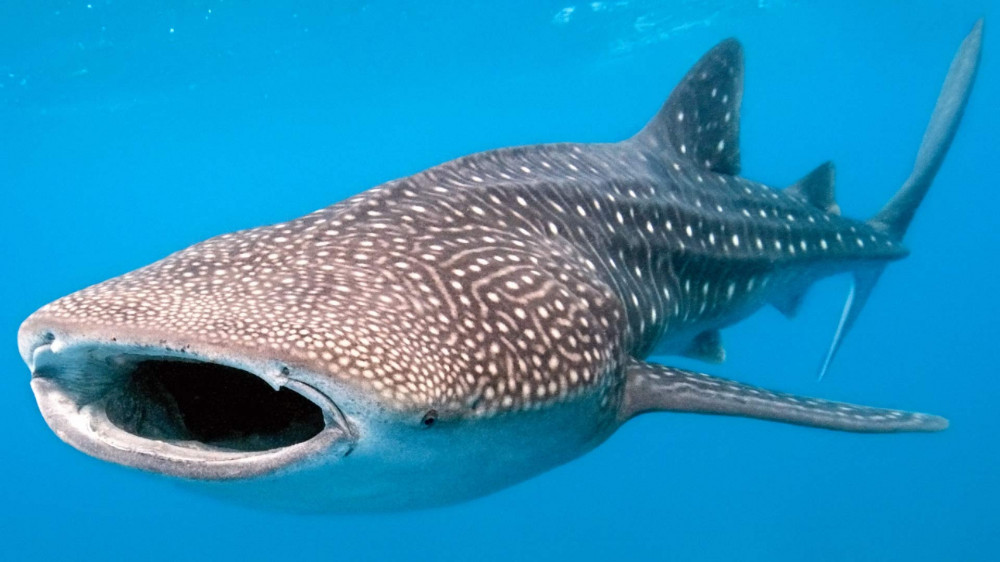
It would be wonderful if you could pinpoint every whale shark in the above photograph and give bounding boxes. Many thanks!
[18,21,982,511]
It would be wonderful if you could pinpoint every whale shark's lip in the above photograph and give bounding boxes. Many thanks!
[22,327,356,481]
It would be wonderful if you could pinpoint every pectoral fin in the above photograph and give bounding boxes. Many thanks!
[620,359,946,433]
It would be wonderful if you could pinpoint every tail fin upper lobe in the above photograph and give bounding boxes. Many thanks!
[870,19,984,240]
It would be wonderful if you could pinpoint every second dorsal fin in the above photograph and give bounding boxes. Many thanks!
[633,38,744,175]
[786,161,840,215]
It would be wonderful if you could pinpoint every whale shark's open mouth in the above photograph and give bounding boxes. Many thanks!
[25,338,354,480]
[102,360,326,451]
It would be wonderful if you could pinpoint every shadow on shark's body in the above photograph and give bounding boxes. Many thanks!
[17,21,982,511]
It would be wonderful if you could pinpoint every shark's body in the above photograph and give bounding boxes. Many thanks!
[18,23,982,511]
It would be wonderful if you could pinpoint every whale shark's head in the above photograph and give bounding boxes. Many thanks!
[17,200,621,511]
[17,222,392,483]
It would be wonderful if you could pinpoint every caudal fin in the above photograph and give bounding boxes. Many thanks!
[869,19,983,239]
[818,266,885,381]
[818,20,984,381]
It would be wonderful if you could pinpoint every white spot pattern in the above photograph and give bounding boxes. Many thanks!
[27,59,905,422]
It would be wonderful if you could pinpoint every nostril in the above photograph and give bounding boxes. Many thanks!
[34,331,57,358]
[22,329,58,370]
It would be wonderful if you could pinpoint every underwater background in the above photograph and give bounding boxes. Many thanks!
[1,1,998,560]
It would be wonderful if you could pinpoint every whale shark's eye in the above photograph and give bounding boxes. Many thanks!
[421,410,438,428]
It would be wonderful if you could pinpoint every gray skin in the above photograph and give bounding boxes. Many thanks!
[18,21,982,512]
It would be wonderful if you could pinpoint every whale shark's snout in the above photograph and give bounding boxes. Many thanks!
[19,315,356,481]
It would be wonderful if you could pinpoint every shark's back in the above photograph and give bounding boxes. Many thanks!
[355,121,904,364]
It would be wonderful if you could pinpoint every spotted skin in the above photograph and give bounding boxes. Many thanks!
[23,133,904,417]
[16,24,982,510]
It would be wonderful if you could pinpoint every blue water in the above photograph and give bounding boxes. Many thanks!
[2,1,998,559]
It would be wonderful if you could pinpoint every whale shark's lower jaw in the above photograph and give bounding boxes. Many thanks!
[22,329,355,481]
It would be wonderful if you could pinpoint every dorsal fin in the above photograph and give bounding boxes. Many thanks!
[786,161,840,215]
[633,38,744,175]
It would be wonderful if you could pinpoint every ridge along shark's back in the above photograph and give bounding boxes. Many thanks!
[17,21,981,511]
